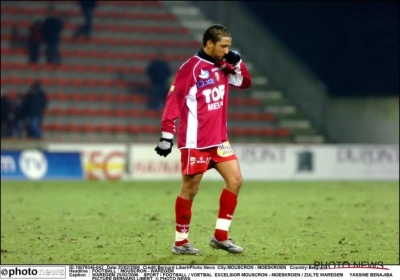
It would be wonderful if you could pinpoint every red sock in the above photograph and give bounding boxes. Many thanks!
[175,196,193,246]
[214,188,238,241]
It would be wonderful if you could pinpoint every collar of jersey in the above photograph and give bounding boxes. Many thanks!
[197,48,216,63]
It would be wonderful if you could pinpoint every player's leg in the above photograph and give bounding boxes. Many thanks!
[210,142,244,253]
[214,158,243,195]
[210,146,244,253]
[172,173,203,255]
[172,148,208,255]
[174,173,203,247]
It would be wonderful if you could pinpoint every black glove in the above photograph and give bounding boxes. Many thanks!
[224,51,241,65]
[215,60,236,75]
[155,137,173,157]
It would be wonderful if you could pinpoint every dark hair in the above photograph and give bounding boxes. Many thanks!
[202,24,231,47]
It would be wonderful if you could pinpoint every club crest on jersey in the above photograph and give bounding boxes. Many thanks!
[199,69,210,79]
[197,156,206,164]
[190,157,196,166]
[215,72,220,81]
[217,141,234,157]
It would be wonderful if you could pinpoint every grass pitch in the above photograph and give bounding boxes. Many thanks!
[1,181,398,265]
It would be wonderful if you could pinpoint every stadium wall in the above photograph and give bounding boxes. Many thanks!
[325,97,399,144]
[1,144,398,181]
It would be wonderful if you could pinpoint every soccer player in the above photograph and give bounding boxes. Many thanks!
[154,24,252,255]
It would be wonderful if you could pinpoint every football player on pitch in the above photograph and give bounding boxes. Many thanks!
[155,24,252,255]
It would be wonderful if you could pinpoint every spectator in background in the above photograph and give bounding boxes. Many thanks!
[7,94,26,139]
[42,6,63,65]
[146,52,171,111]
[27,19,43,64]
[24,81,48,139]
[1,89,11,138]
[73,1,97,40]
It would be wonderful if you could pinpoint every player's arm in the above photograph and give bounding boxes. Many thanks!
[216,51,252,88]
[160,84,185,138]
[160,62,192,136]
[155,61,193,157]
[227,59,252,89]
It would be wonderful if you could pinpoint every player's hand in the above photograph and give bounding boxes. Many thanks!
[155,136,173,157]
[224,51,241,65]
[215,60,236,75]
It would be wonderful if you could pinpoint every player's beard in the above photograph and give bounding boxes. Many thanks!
[212,46,224,61]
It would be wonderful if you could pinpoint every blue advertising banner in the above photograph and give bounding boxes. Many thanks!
[1,150,84,181]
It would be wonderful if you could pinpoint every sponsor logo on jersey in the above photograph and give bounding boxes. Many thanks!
[199,69,210,79]
[202,85,225,111]
[196,78,215,89]
[217,141,234,157]
[215,72,220,81]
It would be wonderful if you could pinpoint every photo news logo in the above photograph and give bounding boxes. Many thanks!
[313,261,387,270]
[0,267,66,279]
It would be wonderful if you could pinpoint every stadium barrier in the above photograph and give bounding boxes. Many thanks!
[1,150,83,180]
[1,144,398,181]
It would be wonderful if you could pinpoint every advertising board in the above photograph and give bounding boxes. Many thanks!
[1,150,83,180]
[47,144,126,181]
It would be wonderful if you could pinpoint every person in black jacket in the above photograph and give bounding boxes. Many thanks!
[7,94,26,139]
[27,19,43,64]
[73,1,97,39]
[24,81,48,139]
[1,89,10,138]
[42,6,63,65]
[146,52,172,111]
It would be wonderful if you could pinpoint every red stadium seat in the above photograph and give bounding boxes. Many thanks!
[52,92,68,101]
[127,125,140,134]
[99,108,112,117]
[70,93,83,102]
[142,125,158,134]
[246,112,260,121]
[86,93,98,102]
[68,108,81,116]
[99,94,113,103]
[114,109,127,117]
[114,94,129,103]
[143,110,159,118]
[82,124,96,133]
[42,123,53,132]
[261,128,275,137]
[128,110,142,118]
[230,98,247,106]
[244,128,261,137]
[275,128,290,138]
[229,127,245,136]
[113,124,127,134]
[96,124,112,133]
[66,123,80,132]
[52,123,65,132]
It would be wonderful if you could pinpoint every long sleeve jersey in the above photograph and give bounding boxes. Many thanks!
[161,49,252,149]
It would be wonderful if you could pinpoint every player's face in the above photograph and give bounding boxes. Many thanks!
[210,36,231,61]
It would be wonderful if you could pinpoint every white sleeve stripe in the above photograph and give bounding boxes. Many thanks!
[192,59,202,83]
[228,60,244,86]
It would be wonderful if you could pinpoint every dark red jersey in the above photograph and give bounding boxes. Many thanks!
[161,49,252,149]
